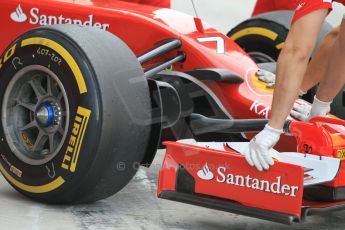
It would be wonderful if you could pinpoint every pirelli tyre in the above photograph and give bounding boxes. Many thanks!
[0,25,152,203]
[228,11,332,63]
[227,17,287,63]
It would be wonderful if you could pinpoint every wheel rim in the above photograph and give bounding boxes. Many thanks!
[247,51,275,63]
[2,65,70,165]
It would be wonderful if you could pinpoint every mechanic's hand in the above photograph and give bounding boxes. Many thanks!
[246,124,282,171]
[256,69,276,84]
[291,97,331,121]
[290,99,311,121]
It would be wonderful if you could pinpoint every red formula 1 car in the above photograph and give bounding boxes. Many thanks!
[0,0,345,225]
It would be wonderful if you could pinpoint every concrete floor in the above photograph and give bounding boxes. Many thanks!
[2,1,345,230]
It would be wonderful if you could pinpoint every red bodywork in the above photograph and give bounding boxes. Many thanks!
[119,0,170,8]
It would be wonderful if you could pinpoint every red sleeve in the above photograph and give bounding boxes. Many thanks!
[252,0,277,16]
[275,0,298,10]
[335,0,345,5]
[292,0,332,25]
[252,0,296,16]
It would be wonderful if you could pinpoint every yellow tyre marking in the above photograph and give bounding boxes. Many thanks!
[4,44,17,63]
[276,42,285,50]
[21,37,87,94]
[70,106,91,172]
[61,106,91,172]
[0,163,65,193]
[0,44,17,70]
[230,27,278,41]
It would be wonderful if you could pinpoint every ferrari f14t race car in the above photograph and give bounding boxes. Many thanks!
[1,0,345,225]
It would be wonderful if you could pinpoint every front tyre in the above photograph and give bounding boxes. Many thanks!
[228,18,287,63]
[0,25,152,204]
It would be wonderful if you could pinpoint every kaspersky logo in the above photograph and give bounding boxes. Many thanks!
[10,4,27,23]
[197,163,300,197]
[10,4,110,30]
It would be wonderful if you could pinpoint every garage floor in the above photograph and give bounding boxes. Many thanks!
[2,1,345,230]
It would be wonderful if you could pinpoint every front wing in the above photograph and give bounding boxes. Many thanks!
[157,141,345,224]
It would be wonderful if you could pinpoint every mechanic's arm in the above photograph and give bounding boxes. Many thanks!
[268,9,328,130]
[246,9,328,171]
[300,26,340,94]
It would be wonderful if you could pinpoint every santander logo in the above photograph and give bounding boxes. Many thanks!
[197,162,300,197]
[10,4,27,23]
[197,163,214,181]
[10,4,110,31]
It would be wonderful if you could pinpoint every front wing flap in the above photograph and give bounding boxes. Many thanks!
[158,141,345,224]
